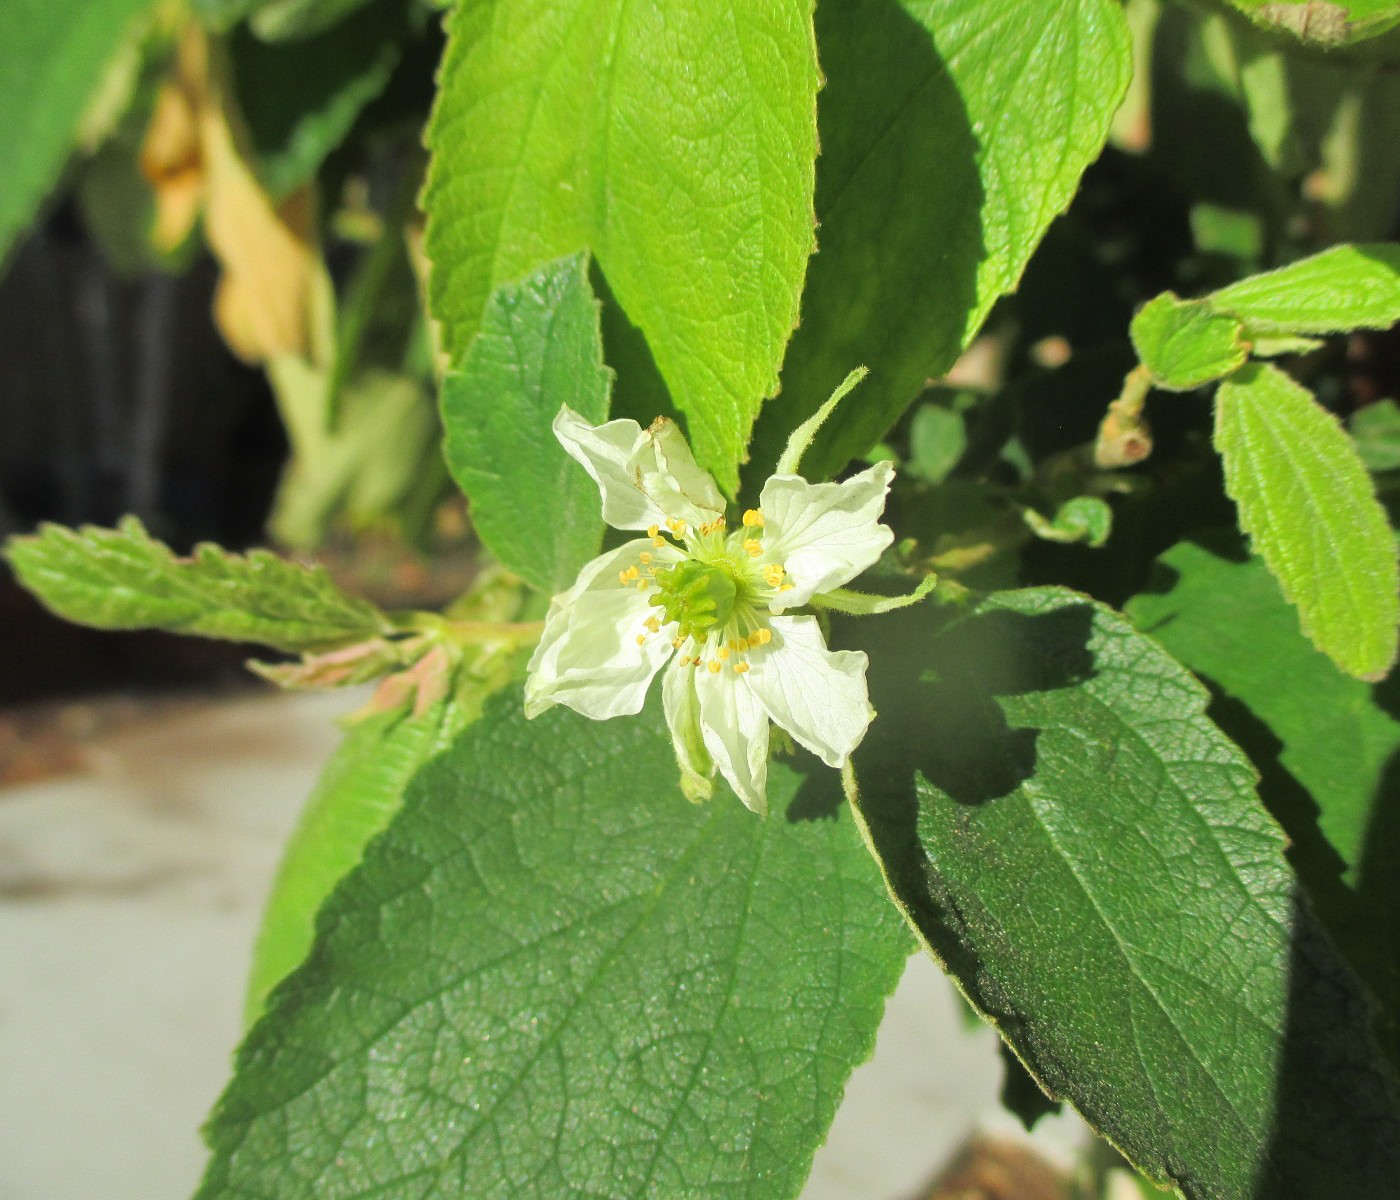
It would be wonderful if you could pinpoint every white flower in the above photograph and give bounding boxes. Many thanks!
[524,406,895,814]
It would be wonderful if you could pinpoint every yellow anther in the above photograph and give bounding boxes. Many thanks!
[707,660,721,674]
[647,524,660,538]
[689,658,701,669]
[636,635,646,645]
[780,583,795,592]
[618,570,630,585]
[763,563,785,587]
[742,509,764,528]
[640,551,653,564]
[673,636,685,649]
[637,579,650,591]
[744,539,762,557]
[754,628,773,646]
[666,517,686,534]
[733,662,750,674]
[645,617,661,632]
[717,645,730,660]
[652,536,666,548]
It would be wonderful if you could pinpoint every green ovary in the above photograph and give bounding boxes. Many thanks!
[649,558,744,642]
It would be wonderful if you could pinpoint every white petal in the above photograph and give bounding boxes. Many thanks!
[641,417,727,525]
[553,407,664,531]
[744,616,873,768]
[695,664,770,815]
[662,660,714,802]
[524,540,675,719]
[553,406,724,531]
[758,461,895,607]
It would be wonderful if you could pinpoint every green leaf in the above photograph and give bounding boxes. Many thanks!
[1214,362,1399,681]
[907,402,968,485]
[3,517,390,652]
[845,588,1400,1200]
[229,0,424,199]
[1022,495,1113,548]
[1195,0,1400,48]
[747,0,1132,483]
[1209,244,1400,336]
[198,693,910,1199]
[1130,293,1249,390]
[1353,398,1400,472]
[245,698,471,1022]
[0,0,157,266]
[249,0,378,41]
[422,0,821,493]
[440,253,611,594]
[1127,535,1400,1063]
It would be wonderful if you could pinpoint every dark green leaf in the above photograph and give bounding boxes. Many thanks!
[0,0,157,266]
[846,588,1400,1199]
[440,253,611,594]
[1127,535,1400,1063]
[1214,362,1399,681]
[245,698,471,1022]
[747,0,1132,484]
[1130,292,1249,390]
[229,0,425,198]
[422,0,821,493]
[198,693,910,1199]
[3,517,389,652]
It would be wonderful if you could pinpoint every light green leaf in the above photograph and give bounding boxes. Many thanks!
[1210,243,1400,335]
[0,0,157,266]
[229,0,424,199]
[422,0,820,493]
[198,693,910,1199]
[846,589,1400,1200]
[3,517,390,652]
[1021,495,1113,547]
[1214,362,1399,680]
[747,0,1132,483]
[1127,535,1400,1062]
[440,253,611,594]
[245,698,470,1022]
[1130,292,1249,390]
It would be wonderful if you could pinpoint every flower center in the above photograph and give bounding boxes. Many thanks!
[648,559,739,642]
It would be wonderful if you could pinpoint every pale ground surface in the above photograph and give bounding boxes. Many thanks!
[0,689,1087,1200]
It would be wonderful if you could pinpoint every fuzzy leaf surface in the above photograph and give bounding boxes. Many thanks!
[0,0,156,265]
[846,588,1400,1199]
[1210,244,1400,335]
[441,253,611,594]
[422,0,820,492]
[1214,362,1400,680]
[245,698,472,1022]
[1130,293,1249,390]
[747,0,1132,483]
[197,692,910,1200]
[1128,535,1400,1063]
[3,517,389,652]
